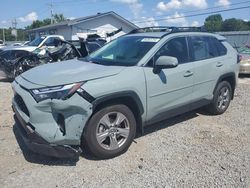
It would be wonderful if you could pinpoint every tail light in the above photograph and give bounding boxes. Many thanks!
[237,54,242,64]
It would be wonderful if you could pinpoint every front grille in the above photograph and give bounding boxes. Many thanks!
[14,93,30,117]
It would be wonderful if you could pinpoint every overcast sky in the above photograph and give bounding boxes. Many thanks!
[0,0,249,28]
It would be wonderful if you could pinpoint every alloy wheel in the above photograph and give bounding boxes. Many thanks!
[96,112,130,150]
[217,86,230,110]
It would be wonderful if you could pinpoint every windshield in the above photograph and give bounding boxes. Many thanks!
[86,36,160,66]
[28,36,45,46]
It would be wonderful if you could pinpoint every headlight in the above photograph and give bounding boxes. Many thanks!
[30,82,84,102]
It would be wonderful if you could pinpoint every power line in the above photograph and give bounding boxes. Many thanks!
[147,0,250,21]
[52,0,109,5]
[133,5,250,24]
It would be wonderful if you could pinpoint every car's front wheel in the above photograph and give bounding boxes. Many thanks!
[83,104,136,159]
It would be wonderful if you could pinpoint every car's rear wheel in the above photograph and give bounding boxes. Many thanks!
[207,81,232,115]
[83,104,136,159]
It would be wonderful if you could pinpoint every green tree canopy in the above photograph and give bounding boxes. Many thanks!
[25,14,66,30]
[53,14,66,23]
[204,14,250,32]
[204,14,223,32]
[222,18,249,31]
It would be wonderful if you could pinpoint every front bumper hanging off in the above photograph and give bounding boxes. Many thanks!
[13,105,82,158]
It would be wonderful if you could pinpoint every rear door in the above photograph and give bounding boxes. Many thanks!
[188,36,228,102]
[143,36,195,123]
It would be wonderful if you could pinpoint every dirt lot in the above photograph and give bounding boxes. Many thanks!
[0,75,250,188]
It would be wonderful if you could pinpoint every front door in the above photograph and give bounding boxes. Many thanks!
[143,37,195,124]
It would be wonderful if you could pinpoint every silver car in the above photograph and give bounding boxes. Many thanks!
[239,47,250,74]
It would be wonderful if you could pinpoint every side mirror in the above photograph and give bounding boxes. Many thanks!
[153,56,178,74]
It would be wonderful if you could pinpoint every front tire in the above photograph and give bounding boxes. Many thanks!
[83,104,136,159]
[207,81,232,115]
[13,63,24,77]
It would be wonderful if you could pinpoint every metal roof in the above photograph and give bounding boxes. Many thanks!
[216,31,250,35]
[216,31,250,48]
[27,11,138,32]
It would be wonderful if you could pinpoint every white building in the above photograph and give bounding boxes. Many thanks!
[27,11,138,41]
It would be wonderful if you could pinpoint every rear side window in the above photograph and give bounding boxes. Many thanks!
[190,36,209,61]
[190,36,227,61]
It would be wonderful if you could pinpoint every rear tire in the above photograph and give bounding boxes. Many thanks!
[206,81,232,115]
[83,104,136,159]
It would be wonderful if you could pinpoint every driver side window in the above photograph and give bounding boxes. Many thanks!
[147,37,189,67]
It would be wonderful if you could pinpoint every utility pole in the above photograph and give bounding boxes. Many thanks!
[49,0,54,24]
[12,18,18,41]
[2,28,5,43]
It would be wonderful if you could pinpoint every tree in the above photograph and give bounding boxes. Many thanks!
[25,14,66,30]
[53,14,66,23]
[0,28,28,41]
[204,14,223,32]
[222,18,249,31]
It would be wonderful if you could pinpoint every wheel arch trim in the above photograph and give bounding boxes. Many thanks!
[92,90,144,115]
[214,72,236,99]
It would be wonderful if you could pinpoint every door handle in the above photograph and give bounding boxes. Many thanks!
[184,70,193,77]
[216,62,223,67]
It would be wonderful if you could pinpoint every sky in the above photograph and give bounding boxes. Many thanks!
[0,0,249,28]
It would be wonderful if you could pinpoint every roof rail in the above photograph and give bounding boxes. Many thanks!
[129,26,206,34]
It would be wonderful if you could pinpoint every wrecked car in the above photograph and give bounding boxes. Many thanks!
[0,38,104,79]
[12,27,239,159]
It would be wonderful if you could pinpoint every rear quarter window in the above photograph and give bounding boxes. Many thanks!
[189,36,227,61]
[215,39,227,56]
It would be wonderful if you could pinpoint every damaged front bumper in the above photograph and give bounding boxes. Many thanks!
[13,105,82,158]
[12,77,93,158]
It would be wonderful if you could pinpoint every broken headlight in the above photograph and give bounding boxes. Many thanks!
[30,82,84,102]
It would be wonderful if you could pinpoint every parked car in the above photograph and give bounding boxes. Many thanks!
[0,37,105,79]
[1,35,65,52]
[0,40,5,48]
[0,49,30,77]
[238,47,250,74]
[12,27,239,159]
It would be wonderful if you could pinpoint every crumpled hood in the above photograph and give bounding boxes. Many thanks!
[2,46,37,52]
[21,59,125,87]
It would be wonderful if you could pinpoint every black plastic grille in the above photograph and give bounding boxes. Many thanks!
[14,93,30,117]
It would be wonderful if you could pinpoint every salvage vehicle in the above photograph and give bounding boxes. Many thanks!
[12,27,240,159]
[238,47,250,74]
[0,38,103,79]
[0,50,30,75]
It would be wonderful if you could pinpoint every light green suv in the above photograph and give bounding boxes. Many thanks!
[12,27,240,159]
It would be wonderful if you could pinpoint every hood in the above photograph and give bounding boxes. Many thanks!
[21,59,125,87]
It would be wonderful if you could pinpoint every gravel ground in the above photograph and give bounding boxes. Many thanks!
[0,75,249,188]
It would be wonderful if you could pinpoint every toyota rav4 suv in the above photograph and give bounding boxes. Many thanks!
[12,27,240,159]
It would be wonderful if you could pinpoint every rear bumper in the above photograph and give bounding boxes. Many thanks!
[240,63,250,74]
[13,105,82,158]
